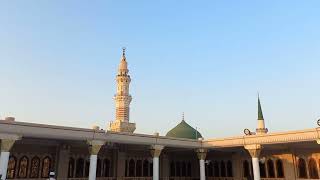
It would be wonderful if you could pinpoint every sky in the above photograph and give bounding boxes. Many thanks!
[0,1,320,138]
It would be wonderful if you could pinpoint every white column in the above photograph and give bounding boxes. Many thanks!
[87,140,104,180]
[150,145,164,180]
[0,151,10,180]
[245,144,262,180]
[89,155,98,180]
[199,159,205,180]
[252,157,260,180]
[196,149,207,180]
[153,156,159,180]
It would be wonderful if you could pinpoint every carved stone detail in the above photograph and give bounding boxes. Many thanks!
[244,144,262,158]
[1,139,16,152]
[150,145,164,157]
[87,140,105,155]
[196,148,208,160]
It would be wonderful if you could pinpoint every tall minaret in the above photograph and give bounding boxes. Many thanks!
[109,48,136,133]
[256,95,268,135]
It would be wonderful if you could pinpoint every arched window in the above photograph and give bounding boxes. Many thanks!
[96,158,102,177]
[214,161,220,177]
[18,156,29,178]
[41,156,51,178]
[298,158,308,178]
[170,162,175,176]
[75,158,84,177]
[136,160,142,177]
[104,159,111,177]
[227,160,233,177]
[276,159,284,178]
[143,160,149,176]
[85,160,90,177]
[68,158,75,178]
[259,162,266,178]
[6,156,17,179]
[128,159,135,177]
[30,156,40,178]
[182,162,187,176]
[187,162,192,177]
[221,161,226,177]
[243,160,250,178]
[309,158,319,179]
[267,159,275,178]
[176,161,181,176]
[207,162,213,177]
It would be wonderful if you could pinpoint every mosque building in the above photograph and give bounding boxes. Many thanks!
[1,49,320,180]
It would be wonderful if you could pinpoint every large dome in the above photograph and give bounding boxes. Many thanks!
[166,120,202,140]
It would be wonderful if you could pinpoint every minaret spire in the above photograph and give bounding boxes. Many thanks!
[256,94,268,134]
[109,48,136,133]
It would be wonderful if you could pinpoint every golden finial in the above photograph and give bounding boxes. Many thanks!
[182,112,185,121]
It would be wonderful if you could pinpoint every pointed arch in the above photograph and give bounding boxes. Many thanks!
[243,160,250,178]
[136,160,142,177]
[170,161,175,176]
[96,158,102,177]
[267,159,275,178]
[276,159,284,178]
[128,159,135,177]
[298,158,307,178]
[30,156,40,178]
[143,159,149,176]
[68,158,75,178]
[220,161,226,177]
[75,158,84,177]
[18,156,29,178]
[308,158,319,179]
[227,160,233,177]
[259,161,266,178]
[187,162,192,177]
[6,156,17,179]
[41,156,51,178]
[103,159,111,177]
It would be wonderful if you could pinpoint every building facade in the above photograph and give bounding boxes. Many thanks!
[1,50,320,180]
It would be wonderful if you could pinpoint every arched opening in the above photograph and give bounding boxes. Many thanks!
[187,162,192,177]
[129,159,135,177]
[298,158,308,178]
[220,161,226,177]
[308,158,319,179]
[214,161,220,177]
[182,162,187,176]
[149,162,153,176]
[243,160,250,178]
[96,158,102,177]
[18,156,29,178]
[276,159,284,178]
[176,161,181,176]
[143,160,149,176]
[136,160,142,177]
[259,161,266,178]
[41,156,51,178]
[30,156,40,178]
[170,161,175,176]
[227,160,233,177]
[207,162,213,177]
[68,158,75,178]
[267,159,275,178]
[7,156,17,179]
[85,160,90,177]
[75,158,84,177]
[103,159,111,177]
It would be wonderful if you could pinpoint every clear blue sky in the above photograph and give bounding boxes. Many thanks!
[1,1,320,138]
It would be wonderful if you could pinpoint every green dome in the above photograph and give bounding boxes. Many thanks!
[166,120,202,140]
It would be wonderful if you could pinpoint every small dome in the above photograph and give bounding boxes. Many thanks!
[166,120,202,140]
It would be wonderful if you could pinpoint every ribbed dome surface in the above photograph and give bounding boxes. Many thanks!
[166,120,202,140]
